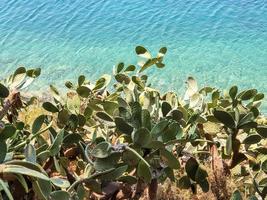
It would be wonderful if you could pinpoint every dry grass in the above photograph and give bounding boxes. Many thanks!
[137,167,238,200]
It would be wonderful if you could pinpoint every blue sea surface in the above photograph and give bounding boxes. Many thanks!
[0,0,266,109]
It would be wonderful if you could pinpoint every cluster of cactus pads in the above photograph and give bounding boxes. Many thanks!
[0,46,266,200]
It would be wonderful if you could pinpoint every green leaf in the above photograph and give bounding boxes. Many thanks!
[68,114,79,129]
[130,101,142,128]
[53,156,65,175]
[77,114,86,127]
[0,125,16,140]
[24,143,36,163]
[238,89,257,101]
[78,75,86,86]
[162,101,172,116]
[254,147,267,154]
[229,86,238,100]
[49,129,65,156]
[15,174,29,193]
[132,127,151,147]
[213,110,236,129]
[230,190,242,200]
[140,75,148,81]
[137,160,152,183]
[256,126,267,138]
[141,109,151,130]
[135,46,151,59]
[0,83,9,98]
[234,108,240,122]
[177,176,191,189]
[117,175,137,185]
[238,121,257,129]
[144,141,165,149]
[93,74,111,90]
[187,112,200,125]
[237,112,255,129]
[242,134,262,144]
[58,109,70,125]
[50,191,70,200]
[162,122,182,142]
[198,178,209,193]
[124,65,136,72]
[158,47,167,56]
[259,177,267,186]
[3,165,49,181]
[0,140,7,163]
[103,101,118,116]
[139,58,158,73]
[164,167,175,182]
[63,133,82,144]
[37,150,50,162]
[76,86,91,98]
[185,157,199,181]
[116,62,124,73]
[151,120,169,137]
[99,165,128,181]
[96,111,114,122]
[11,67,26,88]
[122,148,140,166]
[115,74,131,84]
[195,165,208,183]
[160,149,180,169]
[0,179,14,200]
[94,152,120,171]
[16,121,25,130]
[118,104,130,118]
[212,90,220,102]
[32,115,45,134]
[50,177,70,188]
[117,97,129,108]
[13,67,26,77]
[199,86,213,94]
[225,134,232,156]
[156,62,165,68]
[26,68,41,78]
[167,109,183,121]
[83,179,102,193]
[132,76,145,89]
[114,117,133,134]
[253,93,264,101]
[43,102,59,113]
[32,180,48,200]
[91,142,112,158]
[35,179,52,199]
[84,106,93,119]
[5,160,44,173]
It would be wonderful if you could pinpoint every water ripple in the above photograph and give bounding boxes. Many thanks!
[0,0,266,110]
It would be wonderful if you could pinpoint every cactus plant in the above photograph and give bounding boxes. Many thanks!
[0,47,266,199]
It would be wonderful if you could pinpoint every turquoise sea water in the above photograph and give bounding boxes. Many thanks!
[0,0,267,109]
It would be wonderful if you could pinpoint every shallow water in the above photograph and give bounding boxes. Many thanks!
[0,0,266,110]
